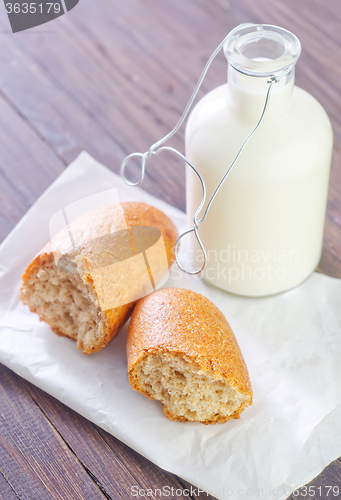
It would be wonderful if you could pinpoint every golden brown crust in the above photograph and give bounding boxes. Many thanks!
[127,288,253,423]
[20,202,178,354]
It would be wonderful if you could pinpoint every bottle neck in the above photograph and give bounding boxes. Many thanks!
[227,64,295,122]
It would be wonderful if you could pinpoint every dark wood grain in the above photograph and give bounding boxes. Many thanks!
[0,0,340,499]
[0,471,19,500]
[289,459,341,499]
[0,92,66,242]
[0,365,107,500]
[0,363,216,500]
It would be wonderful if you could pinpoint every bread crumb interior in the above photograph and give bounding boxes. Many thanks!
[20,258,105,349]
[135,352,246,422]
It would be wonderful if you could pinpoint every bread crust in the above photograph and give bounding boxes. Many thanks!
[127,288,253,423]
[20,202,178,354]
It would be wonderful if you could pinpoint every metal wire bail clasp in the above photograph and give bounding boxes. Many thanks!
[119,26,290,275]
[121,151,150,187]
[174,224,207,275]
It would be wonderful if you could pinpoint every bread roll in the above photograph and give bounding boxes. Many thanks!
[127,288,252,424]
[19,202,178,354]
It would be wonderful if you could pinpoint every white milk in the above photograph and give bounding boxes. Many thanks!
[186,24,333,296]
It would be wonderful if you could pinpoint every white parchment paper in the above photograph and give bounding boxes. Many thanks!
[1,152,341,500]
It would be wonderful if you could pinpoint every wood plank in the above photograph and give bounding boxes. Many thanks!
[0,21,126,165]
[0,364,108,500]
[0,95,66,243]
[287,458,341,499]
[1,0,244,209]
[20,376,218,500]
[0,471,20,500]
[0,174,29,243]
[180,478,219,499]
[0,96,64,204]
[0,12,185,211]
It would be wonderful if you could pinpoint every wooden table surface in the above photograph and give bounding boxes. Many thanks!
[1,1,341,499]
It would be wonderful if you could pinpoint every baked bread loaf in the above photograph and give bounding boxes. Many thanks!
[127,288,252,424]
[19,202,178,354]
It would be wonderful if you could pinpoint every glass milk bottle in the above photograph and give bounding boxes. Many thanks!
[186,24,333,297]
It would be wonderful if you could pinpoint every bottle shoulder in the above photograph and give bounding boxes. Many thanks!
[186,84,228,129]
[186,84,332,138]
[293,86,332,130]
[185,84,333,179]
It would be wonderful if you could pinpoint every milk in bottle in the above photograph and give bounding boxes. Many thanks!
[186,24,333,296]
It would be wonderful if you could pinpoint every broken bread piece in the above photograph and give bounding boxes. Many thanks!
[127,288,252,424]
[19,202,178,354]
